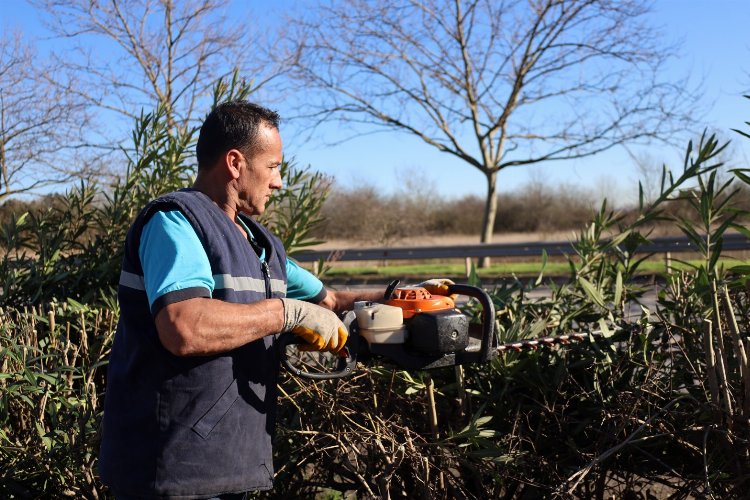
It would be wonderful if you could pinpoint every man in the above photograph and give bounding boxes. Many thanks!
[99,101,385,498]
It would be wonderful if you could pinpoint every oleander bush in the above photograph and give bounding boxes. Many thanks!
[0,299,116,498]
[267,132,750,498]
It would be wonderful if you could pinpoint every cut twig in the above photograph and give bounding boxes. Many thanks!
[563,395,697,495]
[455,365,467,418]
[702,319,721,413]
[710,281,733,420]
[721,285,750,419]
[425,375,438,438]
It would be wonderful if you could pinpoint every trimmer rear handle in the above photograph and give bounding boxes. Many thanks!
[277,311,360,380]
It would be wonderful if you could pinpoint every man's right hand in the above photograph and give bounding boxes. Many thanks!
[279,298,348,352]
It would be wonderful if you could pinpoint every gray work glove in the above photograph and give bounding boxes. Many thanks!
[280,298,348,353]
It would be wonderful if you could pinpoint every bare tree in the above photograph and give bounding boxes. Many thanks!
[0,31,90,201]
[285,0,698,265]
[34,0,283,134]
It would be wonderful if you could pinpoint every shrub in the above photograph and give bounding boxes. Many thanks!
[317,184,414,244]
[0,299,115,497]
[314,180,600,244]
[266,132,750,498]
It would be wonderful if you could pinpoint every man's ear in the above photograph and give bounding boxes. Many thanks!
[225,149,244,180]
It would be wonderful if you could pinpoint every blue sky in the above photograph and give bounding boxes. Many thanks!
[4,0,750,205]
[282,0,750,205]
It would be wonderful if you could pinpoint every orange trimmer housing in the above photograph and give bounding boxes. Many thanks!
[385,286,455,319]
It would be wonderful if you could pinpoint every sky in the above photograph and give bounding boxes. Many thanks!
[280,0,750,205]
[3,0,750,206]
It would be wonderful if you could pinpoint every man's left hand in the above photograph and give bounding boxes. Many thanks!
[417,278,455,296]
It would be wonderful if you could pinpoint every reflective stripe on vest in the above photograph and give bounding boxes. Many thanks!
[119,270,146,290]
[119,271,287,295]
[213,274,287,295]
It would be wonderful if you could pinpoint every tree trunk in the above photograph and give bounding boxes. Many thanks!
[478,171,498,268]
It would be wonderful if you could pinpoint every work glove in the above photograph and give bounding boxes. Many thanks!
[417,278,455,296]
[280,298,348,353]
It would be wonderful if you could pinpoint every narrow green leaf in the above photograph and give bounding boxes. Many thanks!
[36,373,58,385]
[638,181,644,210]
[474,416,493,427]
[731,169,750,185]
[529,319,547,338]
[578,277,605,308]
[731,224,750,239]
[731,128,750,140]
[614,270,623,306]
[535,249,548,286]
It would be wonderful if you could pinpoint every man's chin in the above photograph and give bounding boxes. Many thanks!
[238,208,262,217]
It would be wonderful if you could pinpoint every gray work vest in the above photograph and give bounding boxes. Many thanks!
[99,189,287,498]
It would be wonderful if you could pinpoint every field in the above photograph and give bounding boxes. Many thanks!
[312,230,577,250]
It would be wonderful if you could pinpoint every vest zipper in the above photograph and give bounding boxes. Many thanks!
[261,261,272,298]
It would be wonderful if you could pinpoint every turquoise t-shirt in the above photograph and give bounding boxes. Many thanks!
[139,210,325,308]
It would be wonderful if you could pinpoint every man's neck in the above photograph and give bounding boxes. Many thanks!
[193,174,243,233]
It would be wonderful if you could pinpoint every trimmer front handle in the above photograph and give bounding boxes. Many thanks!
[278,311,360,380]
[446,283,496,363]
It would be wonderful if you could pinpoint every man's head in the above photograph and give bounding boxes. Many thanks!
[195,101,283,217]
[196,101,281,170]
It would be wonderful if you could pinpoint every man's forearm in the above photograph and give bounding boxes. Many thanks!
[319,288,386,313]
[155,297,284,357]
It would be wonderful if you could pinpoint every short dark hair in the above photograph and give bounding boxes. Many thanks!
[196,101,280,169]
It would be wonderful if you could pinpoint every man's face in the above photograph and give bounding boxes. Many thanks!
[236,124,283,216]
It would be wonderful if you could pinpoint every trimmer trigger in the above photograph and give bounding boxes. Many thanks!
[384,279,400,301]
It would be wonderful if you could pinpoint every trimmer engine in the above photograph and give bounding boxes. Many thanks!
[356,285,469,355]
[279,282,497,379]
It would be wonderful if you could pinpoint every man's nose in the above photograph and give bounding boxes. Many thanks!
[271,168,283,189]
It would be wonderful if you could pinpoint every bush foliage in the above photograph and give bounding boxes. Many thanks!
[2,84,750,499]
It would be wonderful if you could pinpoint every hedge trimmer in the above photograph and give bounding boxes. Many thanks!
[279,280,611,380]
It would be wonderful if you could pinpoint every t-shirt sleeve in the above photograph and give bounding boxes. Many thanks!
[139,210,214,315]
[285,258,327,302]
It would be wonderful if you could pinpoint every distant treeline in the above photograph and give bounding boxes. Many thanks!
[315,180,750,244]
[4,180,749,246]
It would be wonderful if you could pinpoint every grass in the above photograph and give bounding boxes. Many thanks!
[309,257,750,280]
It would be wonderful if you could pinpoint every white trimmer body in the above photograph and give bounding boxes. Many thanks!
[354,301,407,344]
